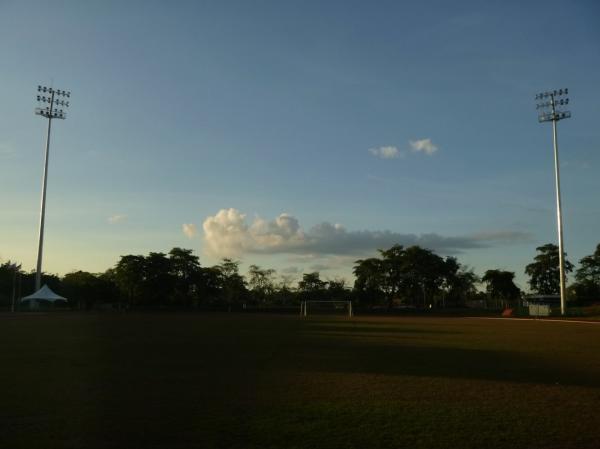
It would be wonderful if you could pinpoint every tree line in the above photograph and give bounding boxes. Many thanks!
[1,243,599,310]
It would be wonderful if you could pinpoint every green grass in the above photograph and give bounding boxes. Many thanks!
[1,313,599,449]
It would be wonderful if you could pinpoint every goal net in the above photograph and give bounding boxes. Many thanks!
[300,300,353,317]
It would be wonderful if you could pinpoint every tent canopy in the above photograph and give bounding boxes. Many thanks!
[21,285,67,302]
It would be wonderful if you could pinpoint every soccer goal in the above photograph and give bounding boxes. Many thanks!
[300,300,353,317]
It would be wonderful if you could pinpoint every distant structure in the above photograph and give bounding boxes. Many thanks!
[34,85,71,291]
[535,88,571,316]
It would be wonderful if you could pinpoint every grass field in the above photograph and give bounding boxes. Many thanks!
[1,313,599,449]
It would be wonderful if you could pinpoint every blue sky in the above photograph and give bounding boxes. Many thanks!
[1,0,599,290]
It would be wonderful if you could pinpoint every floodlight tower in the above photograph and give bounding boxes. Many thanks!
[34,85,71,291]
[535,88,571,315]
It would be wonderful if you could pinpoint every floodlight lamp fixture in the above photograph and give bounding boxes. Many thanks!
[535,87,570,123]
[35,85,70,120]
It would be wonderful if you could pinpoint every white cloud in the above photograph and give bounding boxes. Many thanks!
[368,146,402,159]
[202,208,305,257]
[409,138,438,155]
[201,208,532,258]
[107,214,127,224]
[369,139,438,160]
[182,223,197,239]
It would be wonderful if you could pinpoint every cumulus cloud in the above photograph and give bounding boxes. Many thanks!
[368,146,402,159]
[409,138,438,155]
[202,208,532,258]
[107,214,127,224]
[182,223,197,238]
[202,208,305,257]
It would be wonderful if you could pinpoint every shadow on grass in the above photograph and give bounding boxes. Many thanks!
[288,328,599,389]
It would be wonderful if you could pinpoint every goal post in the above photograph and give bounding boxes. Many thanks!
[300,300,353,317]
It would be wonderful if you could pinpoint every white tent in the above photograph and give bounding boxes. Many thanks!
[21,285,67,309]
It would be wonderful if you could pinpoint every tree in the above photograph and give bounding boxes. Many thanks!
[396,246,447,307]
[378,244,407,303]
[354,245,462,308]
[481,270,521,301]
[247,264,276,304]
[525,244,573,295]
[143,252,174,305]
[216,258,247,307]
[62,271,118,310]
[298,272,327,301]
[327,278,349,301]
[0,261,22,309]
[444,259,479,306]
[113,255,146,306]
[353,257,385,306]
[196,266,223,305]
[576,244,600,285]
[169,248,201,306]
[272,274,296,305]
[573,244,600,302]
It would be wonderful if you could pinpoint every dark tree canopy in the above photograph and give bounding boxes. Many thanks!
[572,243,600,301]
[481,270,521,300]
[8,242,600,311]
[248,264,276,304]
[576,244,600,285]
[353,244,478,307]
[298,272,327,300]
[216,258,248,306]
[525,244,573,295]
[62,270,118,309]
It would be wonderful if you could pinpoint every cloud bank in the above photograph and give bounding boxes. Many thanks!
[201,208,531,258]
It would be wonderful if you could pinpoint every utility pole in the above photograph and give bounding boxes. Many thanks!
[535,88,571,315]
[34,85,70,291]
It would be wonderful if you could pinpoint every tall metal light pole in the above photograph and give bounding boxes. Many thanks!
[535,88,571,315]
[34,85,70,291]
